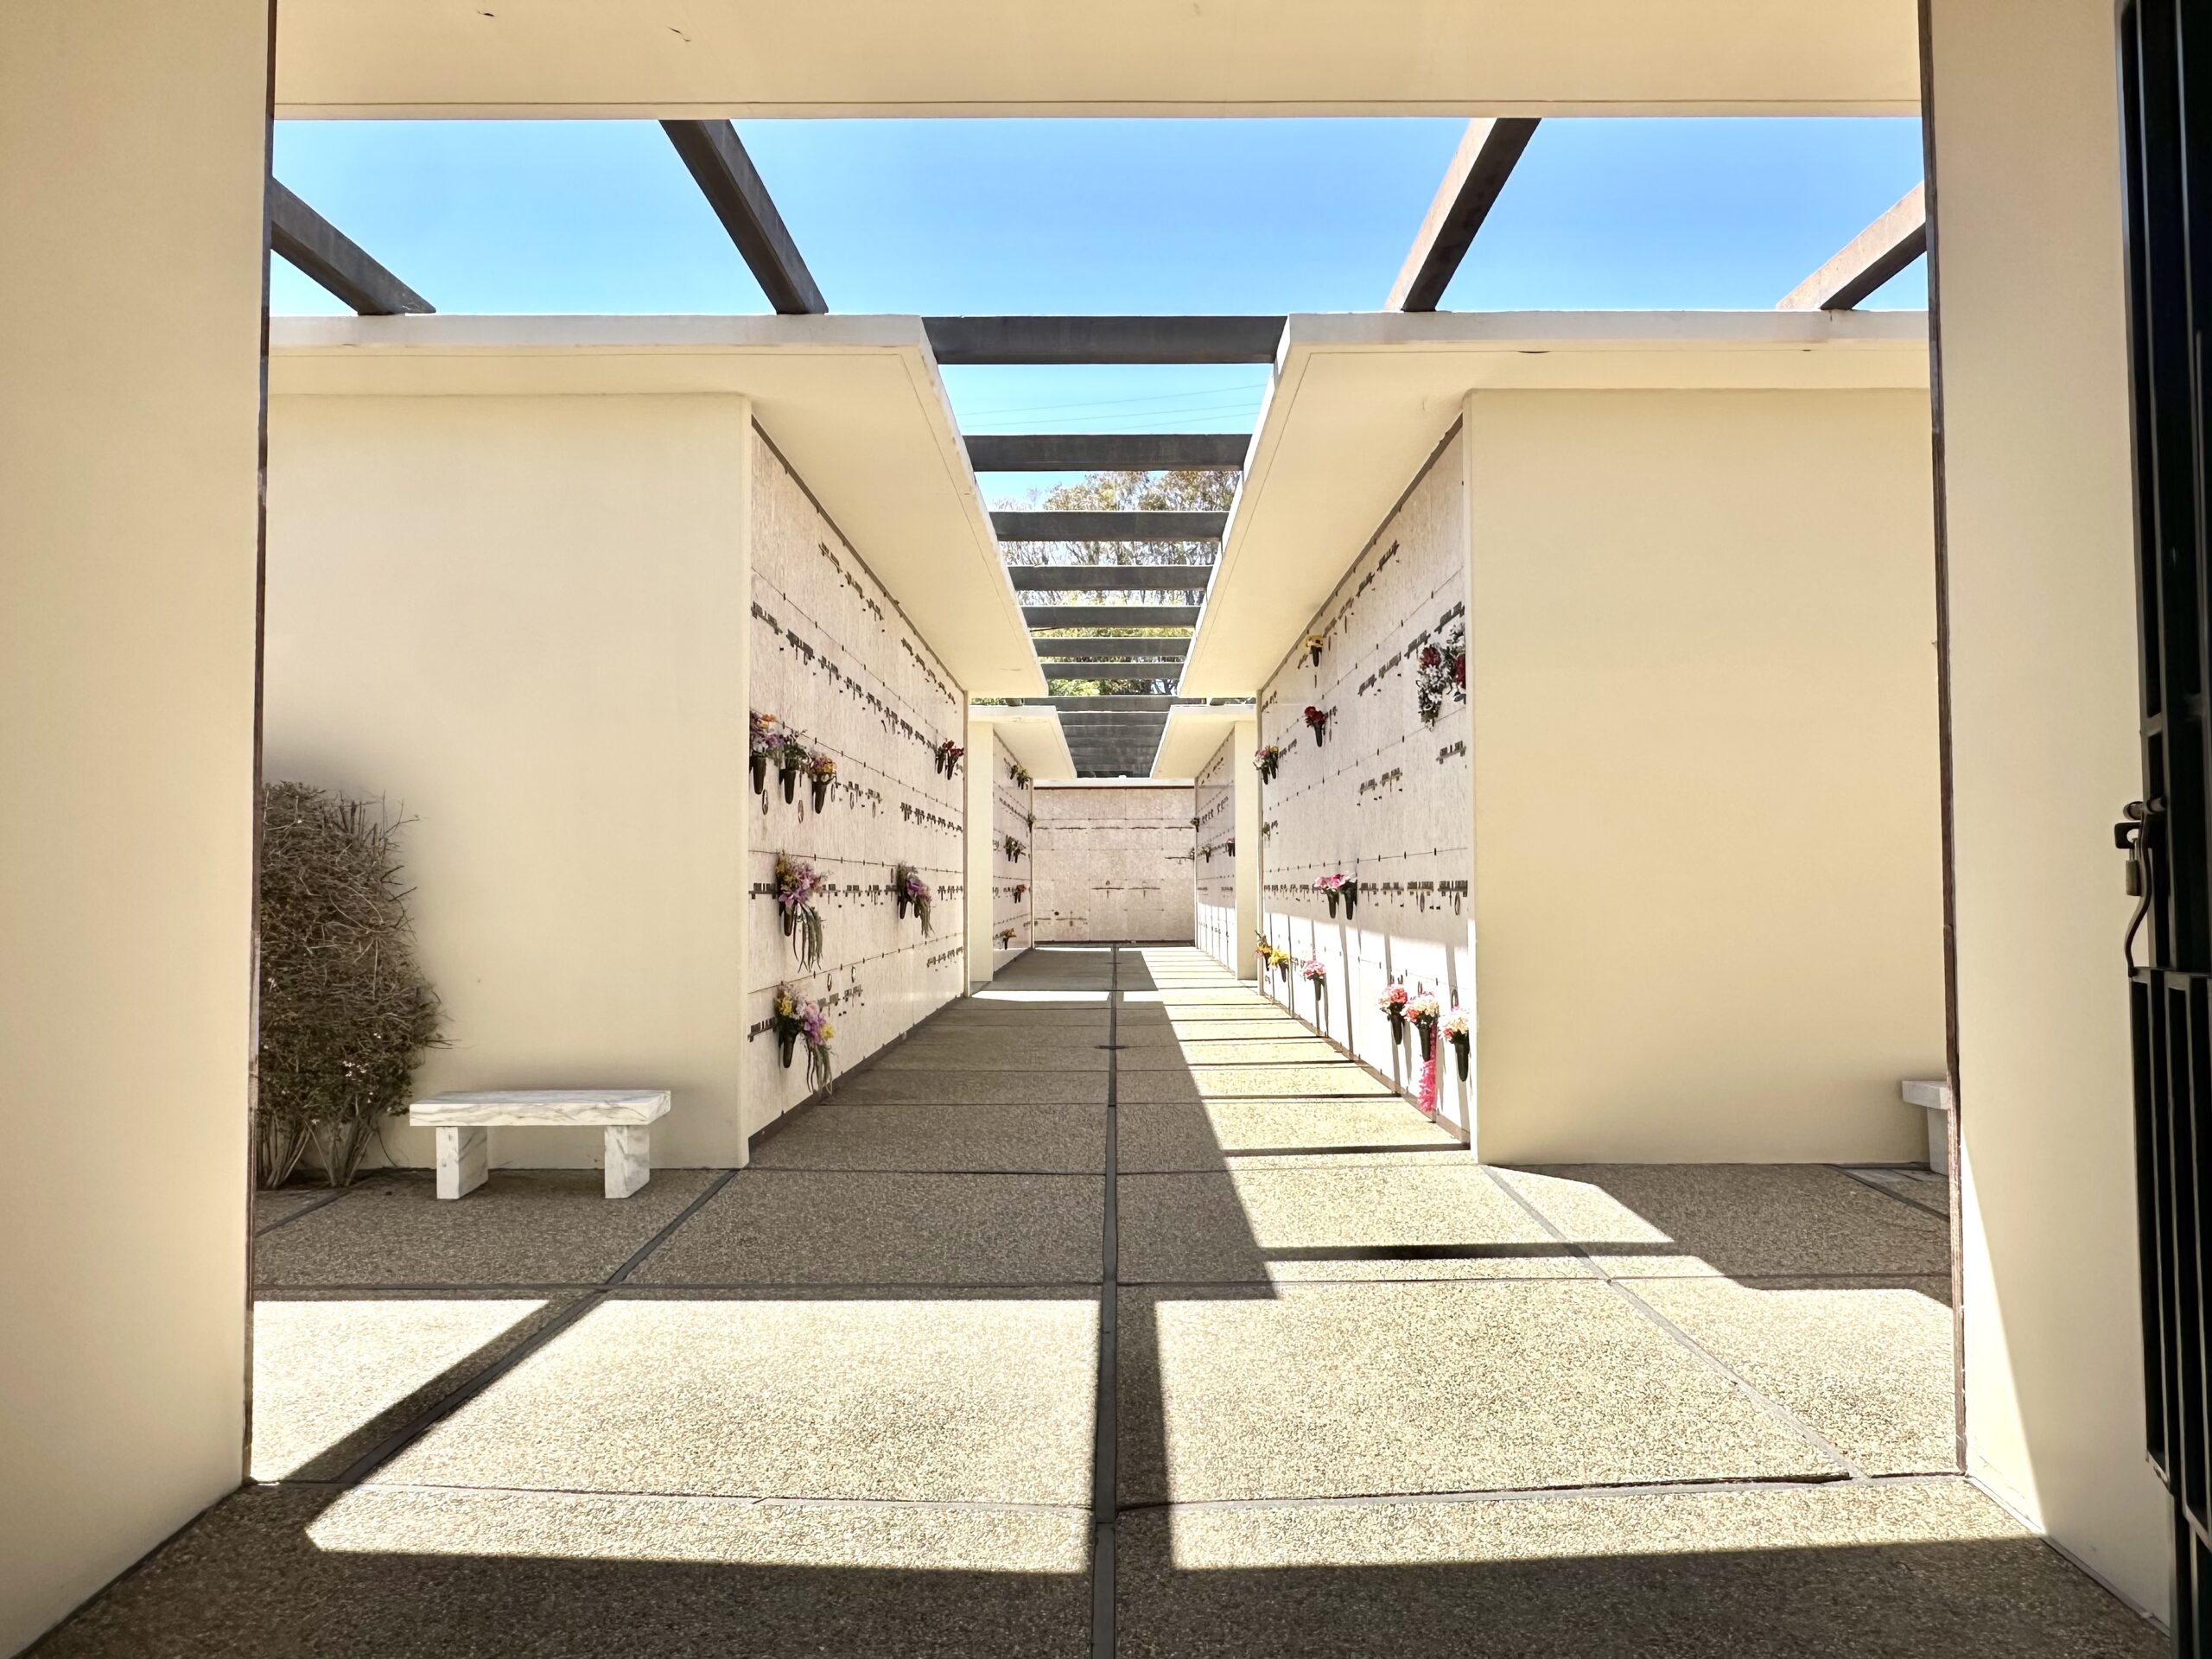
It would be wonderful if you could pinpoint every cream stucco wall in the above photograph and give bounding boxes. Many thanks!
[1927,0,2170,1611]
[1465,388,1945,1163]
[0,4,268,1650]
[264,392,757,1169]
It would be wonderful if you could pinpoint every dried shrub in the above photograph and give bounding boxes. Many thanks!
[257,783,441,1188]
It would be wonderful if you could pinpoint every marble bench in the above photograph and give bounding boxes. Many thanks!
[409,1090,672,1200]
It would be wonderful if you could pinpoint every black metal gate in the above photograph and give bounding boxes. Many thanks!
[2120,0,2212,1643]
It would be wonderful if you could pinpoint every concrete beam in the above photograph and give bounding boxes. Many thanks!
[1008,565,1214,592]
[1039,663,1184,679]
[1030,636,1192,661]
[1023,605,1201,629]
[267,178,433,316]
[1387,118,1541,312]
[994,511,1227,542]
[926,315,1283,365]
[1777,183,1926,312]
[966,433,1249,471]
[661,120,826,315]
[1017,695,1185,712]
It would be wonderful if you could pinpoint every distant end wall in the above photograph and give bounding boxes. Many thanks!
[1033,783,1196,943]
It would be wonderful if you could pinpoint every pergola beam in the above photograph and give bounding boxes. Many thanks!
[995,511,1226,542]
[1777,183,1927,312]
[1016,696,1188,712]
[266,179,433,316]
[1008,565,1214,592]
[925,316,1283,365]
[1387,118,1541,313]
[1023,605,1201,630]
[1039,663,1184,679]
[1027,637,1192,661]
[966,433,1249,472]
[661,120,826,315]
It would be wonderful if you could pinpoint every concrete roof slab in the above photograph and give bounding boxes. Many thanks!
[270,314,1043,698]
[1180,309,1931,695]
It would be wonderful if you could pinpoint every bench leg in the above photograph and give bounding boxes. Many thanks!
[605,1126,651,1199]
[435,1127,487,1200]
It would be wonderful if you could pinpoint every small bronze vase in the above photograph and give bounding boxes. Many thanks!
[1418,1025,1435,1061]
[1452,1032,1470,1081]
[810,778,830,812]
[779,765,798,804]
[778,1028,797,1068]
[750,753,767,795]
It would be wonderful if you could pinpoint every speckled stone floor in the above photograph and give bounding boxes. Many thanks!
[36,945,2159,1656]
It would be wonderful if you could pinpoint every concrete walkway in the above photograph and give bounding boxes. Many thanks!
[40,946,2158,1655]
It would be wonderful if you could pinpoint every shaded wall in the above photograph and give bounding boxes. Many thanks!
[0,4,268,1649]
[266,392,758,1167]
[1034,785,1196,943]
[744,428,969,1137]
[1193,737,1240,970]
[1258,435,1478,1136]
[988,733,1036,964]
[1929,0,2170,1608]
[1464,389,1944,1164]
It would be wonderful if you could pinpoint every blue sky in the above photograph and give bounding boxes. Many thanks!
[271,117,1925,474]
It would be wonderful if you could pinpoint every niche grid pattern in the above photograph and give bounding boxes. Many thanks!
[1258,424,1472,1131]
[745,428,967,1135]
[1193,735,1239,971]
[991,733,1035,957]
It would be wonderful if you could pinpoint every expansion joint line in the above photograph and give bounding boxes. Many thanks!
[1091,944,1122,1659]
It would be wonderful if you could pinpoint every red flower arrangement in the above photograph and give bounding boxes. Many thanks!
[1303,705,1330,747]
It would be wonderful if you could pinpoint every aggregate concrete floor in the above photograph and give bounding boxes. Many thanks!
[35,945,2159,1656]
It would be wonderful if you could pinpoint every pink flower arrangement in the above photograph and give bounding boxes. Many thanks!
[1407,993,1442,1058]
[1300,958,1327,985]
[1379,983,1410,1044]
[1443,1007,1471,1080]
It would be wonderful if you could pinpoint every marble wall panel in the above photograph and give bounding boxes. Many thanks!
[1256,427,1474,1135]
[745,427,968,1134]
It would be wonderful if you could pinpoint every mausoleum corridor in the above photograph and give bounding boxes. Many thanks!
[37,946,2153,1656]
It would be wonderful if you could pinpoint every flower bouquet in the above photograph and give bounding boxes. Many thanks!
[1254,743,1282,785]
[1408,992,1442,1060]
[996,927,1019,949]
[772,984,836,1093]
[1304,705,1330,747]
[1314,872,1357,918]
[1009,760,1033,788]
[776,729,810,804]
[1444,1007,1471,1080]
[1416,621,1468,726]
[1265,944,1294,983]
[1224,837,1236,858]
[1011,882,1027,901]
[936,739,965,777]
[808,749,836,812]
[1300,957,1327,1013]
[749,712,782,797]
[893,862,933,934]
[1002,834,1026,863]
[1378,983,1409,1046]
[774,854,826,968]
[1306,632,1325,667]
